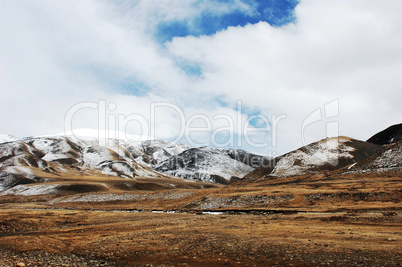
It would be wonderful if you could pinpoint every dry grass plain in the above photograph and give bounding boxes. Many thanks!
[0,172,401,266]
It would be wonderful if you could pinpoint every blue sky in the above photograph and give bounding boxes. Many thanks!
[155,0,299,44]
[150,0,299,146]
[149,0,344,153]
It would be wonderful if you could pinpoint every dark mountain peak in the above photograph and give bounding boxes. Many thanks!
[367,123,402,145]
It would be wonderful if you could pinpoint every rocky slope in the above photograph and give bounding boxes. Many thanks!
[154,147,257,184]
[345,140,402,173]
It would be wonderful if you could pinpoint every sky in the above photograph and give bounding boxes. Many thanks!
[0,0,401,156]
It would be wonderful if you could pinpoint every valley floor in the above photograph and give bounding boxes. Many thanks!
[0,172,401,266]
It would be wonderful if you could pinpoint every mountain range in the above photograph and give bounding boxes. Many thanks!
[0,129,265,193]
[0,123,401,194]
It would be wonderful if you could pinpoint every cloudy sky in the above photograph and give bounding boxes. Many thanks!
[1,0,401,156]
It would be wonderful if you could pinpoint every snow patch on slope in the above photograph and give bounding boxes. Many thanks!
[273,137,355,177]
[347,141,402,173]
[31,138,81,164]
[0,184,59,196]
[5,166,35,178]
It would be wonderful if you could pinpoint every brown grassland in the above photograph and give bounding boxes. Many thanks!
[0,171,401,266]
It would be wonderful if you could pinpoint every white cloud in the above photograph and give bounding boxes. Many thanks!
[167,0,402,152]
[0,0,401,155]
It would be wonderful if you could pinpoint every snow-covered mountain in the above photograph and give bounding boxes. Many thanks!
[155,147,259,184]
[247,136,384,178]
[0,129,267,191]
[2,123,400,193]
[0,134,18,144]
[124,140,265,184]
[0,135,162,192]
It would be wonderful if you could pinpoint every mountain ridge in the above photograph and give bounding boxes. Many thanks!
[246,136,387,179]
[366,123,402,145]
[1,123,401,194]
[0,130,267,192]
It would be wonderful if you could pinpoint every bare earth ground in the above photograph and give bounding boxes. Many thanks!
[0,172,401,266]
